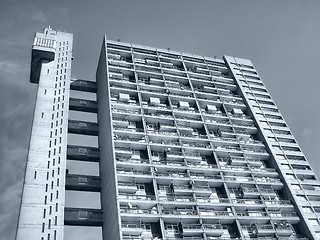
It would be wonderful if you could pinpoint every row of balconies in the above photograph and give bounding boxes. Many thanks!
[116,168,282,188]
[111,107,252,126]
[110,75,237,94]
[107,46,228,72]
[118,220,299,240]
[116,157,277,180]
[113,139,268,158]
[117,185,293,208]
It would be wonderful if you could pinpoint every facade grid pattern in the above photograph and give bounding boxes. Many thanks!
[16,28,320,240]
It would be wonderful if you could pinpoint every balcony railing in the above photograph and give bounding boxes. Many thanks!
[120,208,158,214]
[159,195,194,203]
[162,209,198,215]
[119,193,156,201]
[196,196,230,204]
[117,168,151,176]
[199,210,233,217]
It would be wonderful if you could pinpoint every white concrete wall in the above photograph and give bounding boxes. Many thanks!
[96,36,121,240]
[16,29,73,240]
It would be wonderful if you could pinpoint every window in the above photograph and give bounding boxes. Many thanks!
[281,164,290,170]
[309,219,320,226]
[34,171,37,179]
[303,207,313,213]
[296,195,307,201]
[291,184,301,190]
[286,174,296,180]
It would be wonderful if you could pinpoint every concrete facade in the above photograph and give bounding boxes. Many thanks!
[16,28,320,240]
[16,28,73,240]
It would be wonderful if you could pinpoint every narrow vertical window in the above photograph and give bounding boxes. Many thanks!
[34,171,37,179]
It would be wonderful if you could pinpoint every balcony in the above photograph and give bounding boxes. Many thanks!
[66,174,101,192]
[193,185,212,194]
[237,211,268,218]
[121,222,152,235]
[155,171,188,179]
[264,199,292,209]
[162,208,198,216]
[171,184,192,193]
[114,126,144,133]
[239,187,260,198]
[64,207,103,226]
[274,223,294,236]
[226,156,263,167]
[251,224,275,236]
[153,160,185,167]
[68,120,99,136]
[179,223,203,236]
[196,196,230,205]
[119,193,156,201]
[117,182,138,193]
[120,207,158,215]
[114,134,146,144]
[232,198,263,208]
[186,161,218,170]
[149,138,180,146]
[70,79,97,93]
[67,145,100,162]
[116,157,148,165]
[164,151,184,160]
[269,211,299,223]
[117,168,151,177]
[159,195,195,203]
[242,147,269,158]
[69,98,98,113]
[184,152,202,163]
[189,172,222,181]
[199,209,234,218]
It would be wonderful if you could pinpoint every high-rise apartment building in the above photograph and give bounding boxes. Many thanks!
[16,27,320,240]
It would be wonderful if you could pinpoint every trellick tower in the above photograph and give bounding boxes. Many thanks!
[16,27,320,240]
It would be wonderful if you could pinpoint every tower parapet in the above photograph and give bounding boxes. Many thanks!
[30,28,57,83]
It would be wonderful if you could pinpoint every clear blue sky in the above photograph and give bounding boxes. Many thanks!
[1,0,320,239]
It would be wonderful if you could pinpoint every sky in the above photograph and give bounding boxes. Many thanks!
[0,0,320,239]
